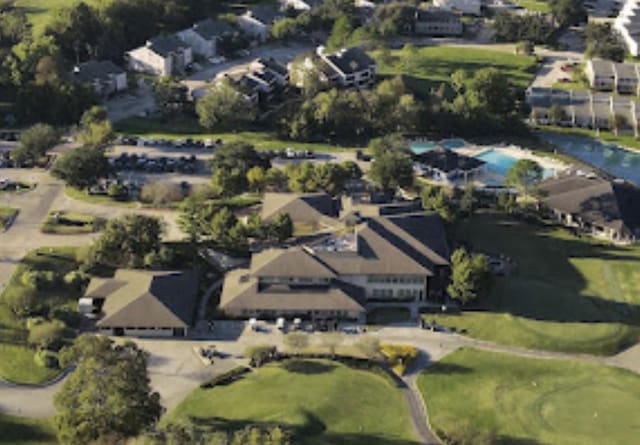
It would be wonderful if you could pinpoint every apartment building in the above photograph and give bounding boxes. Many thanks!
[126,35,193,76]
[414,8,463,36]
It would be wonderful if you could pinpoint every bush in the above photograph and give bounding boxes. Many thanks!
[63,270,88,290]
[140,181,185,206]
[245,345,277,368]
[107,182,128,201]
[143,246,175,268]
[26,316,46,330]
[3,287,37,316]
[34,349,60,369]
[51,307,83,329]
[380,344,418,376]
[28,320,66,349]
[20,270,60,291]
[200,366,251,389]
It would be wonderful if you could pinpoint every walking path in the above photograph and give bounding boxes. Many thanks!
[401,351,441,445]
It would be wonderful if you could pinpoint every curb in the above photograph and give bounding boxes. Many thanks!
[0,366,73,389]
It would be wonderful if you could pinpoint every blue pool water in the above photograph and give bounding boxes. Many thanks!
[474,149,555,179]
[410,141,437,154]
[540,133,640,185]
[440,138,467,149]
[410,139,467,154]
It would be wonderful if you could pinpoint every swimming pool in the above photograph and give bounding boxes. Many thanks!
[410,141,437,154]
[410,138,468,154]
[540,133,640,185]
[474,149,555,179]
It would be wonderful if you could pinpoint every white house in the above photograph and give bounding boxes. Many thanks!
[316,46,376,89]
[279,0,324,11]
[433,0,481,15]
[177,18,235,58]
[72,60,127,97]
[126,35,193,76]
[237,6,283,42]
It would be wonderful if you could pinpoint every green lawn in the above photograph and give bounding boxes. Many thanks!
[372,46,538,99]
[14,0,101,35]
[0,181,35,194]
[0,414,57,445]
[41,211,106,234]
[513,0,550,12]
[0,207,18,229]
[64,186,139,208]
[114,116,356,153]
[429,212,640,355]
[419,348,640,445]
[167,359,419,445]
[0,247,82,384]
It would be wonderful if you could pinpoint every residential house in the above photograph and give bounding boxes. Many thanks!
[251,58,290,86]
[315,46,376,89]
[83,270,198,337]
[127,35,193,76]
[238,6,283,42]
[615,0,640,57]
[413,147,486,183]
[177,18,235,58]
[261,192,340,232]
[220,211,450,322]
[539,170,640,244]
[280,0,324,11]
[72,60,127,97]
[414,8,463,36]
[585,59,616,91]
[613,62,640,94]
[433,0,481,15]
[211,57,290,104]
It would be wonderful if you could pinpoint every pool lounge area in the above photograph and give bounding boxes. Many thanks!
[410,139,561,186]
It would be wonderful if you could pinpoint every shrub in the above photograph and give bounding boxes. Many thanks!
[21,270,60,291]
[51,307,83,329]
[140,181,185,206]
[107,182,128,201]
[64,270,88,290]
[381,344,418,376]
[28,320,66,349]
[245,345,277,368]
[3,287,37,316]
[34,349,60,369]
[200,366,250,389]
[143,246,175,268]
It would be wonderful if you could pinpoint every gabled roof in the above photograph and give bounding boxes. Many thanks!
[89,270,198,328]
[73,60,124,83]
[323,47,375,75]
[220,270,365,312]
[257,58,288,76]
[247,5,282,24]
[414,147,485,173]
[539,173,640,236]
[261,192,338,224]
[191,18,235,40]
[251,247,336,278]
[148,35,189,57]
[416,8,461,23]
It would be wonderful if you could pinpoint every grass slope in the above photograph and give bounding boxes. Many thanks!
[429,212,640,355]
[419,348,640,445]
[168,359,418,445]
[0,414,57,445]
[372,46,538,99]
[14,0,101,35]
[0,207,17,229]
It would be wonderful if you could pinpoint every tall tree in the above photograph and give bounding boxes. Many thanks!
[51,146,110,189]
[505,159,543,197]
[447,248,491,304]
[54,335,162,445]
[368,135,414,191]
[196,79,256,130]
[12,123,59,166]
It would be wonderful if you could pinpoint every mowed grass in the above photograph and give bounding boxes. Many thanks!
[0,414,57,445]
[429,212,640,355]
[513,0,550,12]
[372,46,538,99]
[168,359,419,445]
[114,117,357,153]
[0,247,82,384]
[15,0,102,34]
[41,211,106,234]
[419,348,640,445]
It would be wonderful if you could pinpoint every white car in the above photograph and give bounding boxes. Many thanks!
[208,56,226,65]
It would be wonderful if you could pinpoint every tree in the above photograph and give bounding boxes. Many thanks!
[210,168,247,197]
[210,207,238,246]
[497,192,517,214]
[459,184,477,217]
[92,214,163,268]
[76,106,114,148]
[284,332,309,353]
[140,181,185,206]
[196,79,256,130]
[153,77,189,118]
[505,159,543,197]
[3,288,36,317]
[516,40,535,56]
[368,135,414,191]
[447,248,491,304]
[271,17,299,40]
[265,167,288,192]
[584,23,625,62]
[322,333,342,357]
[401,43,417,74]
[12,123,59,166]
[246,166,266,192]
[612,113,628,136]
[421,185,458,223]
[51,147,110,189]
[54,336,162,445]
[268,212,293,242]
[326,16,353,50]
[549,0,586,28]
